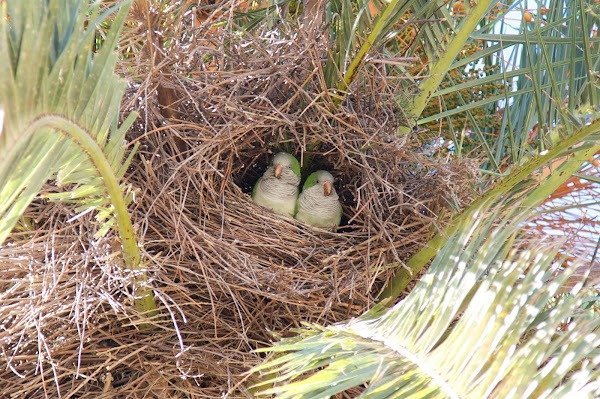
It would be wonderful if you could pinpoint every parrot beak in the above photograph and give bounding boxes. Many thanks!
[274,163,283,178]
[323,181,332,196]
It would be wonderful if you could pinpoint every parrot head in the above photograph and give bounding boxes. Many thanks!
[303,170,336,197]
[271,152,301,179]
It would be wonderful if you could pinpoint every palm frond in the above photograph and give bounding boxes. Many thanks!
[421,0,600,167]
[252,209,600,398]
[0,0,131,241]
[324,0,380,90]
[381,117,600,299]
[0,0,157,315]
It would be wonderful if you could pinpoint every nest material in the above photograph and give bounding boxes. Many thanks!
[0,27,477,398]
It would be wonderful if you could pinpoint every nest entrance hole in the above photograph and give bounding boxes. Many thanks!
[233,144,356,228]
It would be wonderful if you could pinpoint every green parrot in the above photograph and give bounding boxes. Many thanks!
[295,170,343,229]
[252,152,301,217]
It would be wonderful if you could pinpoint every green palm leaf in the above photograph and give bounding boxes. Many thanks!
[252,210,600,398]
[381,119,600,299]
[1,0,127,240]
[0,0,157,316]
[381,0,600,296]
[420,0,600,165]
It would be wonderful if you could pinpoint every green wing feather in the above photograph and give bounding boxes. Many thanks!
[289,155,301,178]
[294,196,300,216]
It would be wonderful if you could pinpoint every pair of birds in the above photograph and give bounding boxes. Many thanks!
[251,152,343,229]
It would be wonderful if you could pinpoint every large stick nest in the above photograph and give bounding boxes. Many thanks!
[0,23,477,398]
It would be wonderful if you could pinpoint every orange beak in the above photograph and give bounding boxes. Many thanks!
[323,181,332,196]
[274,164,283,178]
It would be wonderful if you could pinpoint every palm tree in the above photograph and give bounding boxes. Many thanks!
[0,0,157,316]
[1,0,597,395]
